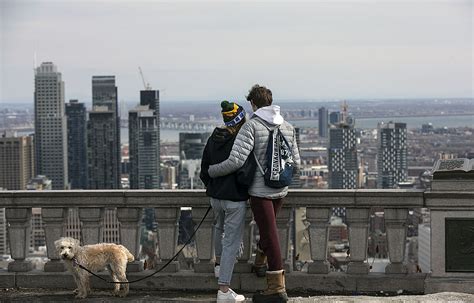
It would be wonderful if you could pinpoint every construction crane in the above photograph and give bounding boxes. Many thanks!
[138,67,152,90]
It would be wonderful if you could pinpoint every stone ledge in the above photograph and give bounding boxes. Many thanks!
[0,272,15,288]
[425,277,474,294]
[1,271,472,295]
[355,273,426,293]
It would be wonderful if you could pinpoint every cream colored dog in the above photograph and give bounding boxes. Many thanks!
[55,237,134,298]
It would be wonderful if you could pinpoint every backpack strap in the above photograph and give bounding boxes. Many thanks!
[251,116,274,175]
[253,152,265,175]
[251,116,294,174]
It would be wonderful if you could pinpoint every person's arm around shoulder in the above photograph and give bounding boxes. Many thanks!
[208,121,255,178]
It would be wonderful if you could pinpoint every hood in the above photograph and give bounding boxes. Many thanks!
[211,127,234,143]
[254,105,284,125]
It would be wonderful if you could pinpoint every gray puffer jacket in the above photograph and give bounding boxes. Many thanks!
[208,105,301,199]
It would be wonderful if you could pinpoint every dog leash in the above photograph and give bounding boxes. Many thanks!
[73,205,212,284]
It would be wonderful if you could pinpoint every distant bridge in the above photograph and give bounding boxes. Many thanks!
[160,118,217,131]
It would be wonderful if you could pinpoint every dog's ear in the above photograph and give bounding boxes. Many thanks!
[54,238,63,250]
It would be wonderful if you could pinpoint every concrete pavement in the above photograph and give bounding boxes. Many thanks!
[1,289,474,303]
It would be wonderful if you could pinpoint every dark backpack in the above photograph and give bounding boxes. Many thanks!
[253,118,295,188]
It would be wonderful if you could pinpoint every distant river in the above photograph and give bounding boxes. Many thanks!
[120,114,473,144]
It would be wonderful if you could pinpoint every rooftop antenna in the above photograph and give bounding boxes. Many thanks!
[33,51,38,74]
[138,67,152,90]
[341,100,348,124]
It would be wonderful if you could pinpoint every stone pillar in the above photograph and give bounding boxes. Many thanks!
[276,206,292,272]
[78,208,104,245]
[42,208,67,272]
[384,208,408,274]
[155,207,180,272]
[306,207,331,274]
[346,208,370,274]
[193,206,215,273]
[117,207,144,272]
[6,208,33,272]
[235,206,253,273]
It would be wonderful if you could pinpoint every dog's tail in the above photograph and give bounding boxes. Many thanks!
[121,245,135,262]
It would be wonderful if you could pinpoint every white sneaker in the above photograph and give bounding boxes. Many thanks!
[214,264,220,278]
[217,288,245,303]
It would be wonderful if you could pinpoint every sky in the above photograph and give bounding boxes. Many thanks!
[0,0,473,103]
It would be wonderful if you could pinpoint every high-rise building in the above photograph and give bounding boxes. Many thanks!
[66,100,88,189]
[34,62,68,189]
[329,111,341,125]
[87,108,120,189]
[0,133,34,190]
[377,122,408,188]
[129,90,160,189]
[318,107,328,138]
[328,126,358,189]
[87,76,121,189]
[328,103,358,189]
[0,207,7,255]
[178,133,210,189]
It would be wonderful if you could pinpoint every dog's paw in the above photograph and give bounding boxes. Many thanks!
[75,294,87,299]
[118,291,128,298]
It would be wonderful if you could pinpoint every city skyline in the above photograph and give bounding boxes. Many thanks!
[1,0,472,103]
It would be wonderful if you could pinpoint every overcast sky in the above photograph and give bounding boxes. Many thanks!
[1,0,472,103]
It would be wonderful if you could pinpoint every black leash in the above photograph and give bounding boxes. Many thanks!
[74,205,212,284]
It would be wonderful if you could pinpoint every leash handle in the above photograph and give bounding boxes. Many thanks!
[75,205,213,284]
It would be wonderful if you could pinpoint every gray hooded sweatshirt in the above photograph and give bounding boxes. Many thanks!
[208,105,301,199]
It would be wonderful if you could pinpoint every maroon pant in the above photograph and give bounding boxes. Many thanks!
[250,196,284,271]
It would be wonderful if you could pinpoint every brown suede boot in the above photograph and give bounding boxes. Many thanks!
[252,270,288,303]
[251,247,267,277]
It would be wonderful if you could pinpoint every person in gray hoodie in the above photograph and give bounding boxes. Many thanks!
[208,84,300,303]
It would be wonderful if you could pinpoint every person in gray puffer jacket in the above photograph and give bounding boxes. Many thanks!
[208,84,300,303]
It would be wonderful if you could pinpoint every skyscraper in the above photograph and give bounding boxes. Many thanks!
[377,122,408,188]
[318,107,328,138]
[66,100,88,189]
[129,90,160,189]
[328,103,358,189]
[329,111,341,125]
[87,76,121,189]
[34,62,68,189]
[328,126,358,189]
[0,133,34,190]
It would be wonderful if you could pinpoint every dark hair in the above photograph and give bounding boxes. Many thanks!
[246,84,272,108]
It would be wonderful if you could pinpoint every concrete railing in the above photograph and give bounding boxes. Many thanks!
[0,189,473,294]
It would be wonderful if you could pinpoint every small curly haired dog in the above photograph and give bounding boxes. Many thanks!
[55,237,134,298]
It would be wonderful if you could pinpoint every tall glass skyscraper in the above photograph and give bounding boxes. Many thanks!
[129,90,160,189]
[34,62,68,189]
[66,100,88,189]
[87,76,121,189]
